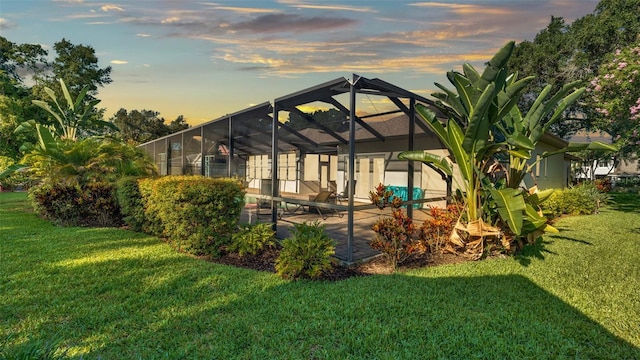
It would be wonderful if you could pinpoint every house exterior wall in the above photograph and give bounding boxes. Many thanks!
[523,142,569,190]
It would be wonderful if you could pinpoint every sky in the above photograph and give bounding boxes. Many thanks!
[1,0,600,126]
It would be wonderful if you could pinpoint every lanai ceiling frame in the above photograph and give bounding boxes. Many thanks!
[267,73,441,263]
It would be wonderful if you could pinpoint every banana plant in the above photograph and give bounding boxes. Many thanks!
[497,79,618,190]
[31,78,115,141]
[400,41,538,241]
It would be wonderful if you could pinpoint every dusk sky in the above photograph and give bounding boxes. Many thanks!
[1,0,600,125]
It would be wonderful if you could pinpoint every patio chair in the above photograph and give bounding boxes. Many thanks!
[309,190,343,220]
[336,180,356,204]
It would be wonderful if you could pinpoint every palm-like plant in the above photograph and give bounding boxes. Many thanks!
[31,78,115,141]
[0,78,154,184]
[21,127,157,186]
[399,41,536,256]
[497,79,617,190]
[400,42,617,257]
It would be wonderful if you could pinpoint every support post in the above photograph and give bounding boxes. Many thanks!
[165,138,169,175]
[271,104,280,226]
[200,126,205,176]
[228,117,234,177]
[407,98,415,218]
[347,74,358,263]
[181,132,185,175]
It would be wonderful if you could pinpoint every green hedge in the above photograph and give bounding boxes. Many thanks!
[115,177,147,232]
[139,176,245,257]
[29,182,121,227]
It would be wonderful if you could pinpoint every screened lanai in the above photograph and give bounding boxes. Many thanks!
[139,74,455,263]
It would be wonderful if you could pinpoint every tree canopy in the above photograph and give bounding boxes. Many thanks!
[285,108,348,132]
[588,41,640,157]
[108,109,189,144]
[508,0,640,144]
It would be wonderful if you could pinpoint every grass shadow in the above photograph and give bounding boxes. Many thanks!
[67,271,640,359]
[548,234,593,245]
[608,192,640,213]
[515,237,557,266]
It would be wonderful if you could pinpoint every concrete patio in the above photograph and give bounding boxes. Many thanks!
[239,200,439,263]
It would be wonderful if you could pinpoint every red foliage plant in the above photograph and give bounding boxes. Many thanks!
[419,204,463,253]
[369,183,417,270]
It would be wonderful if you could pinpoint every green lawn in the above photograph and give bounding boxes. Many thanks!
[1,191,639,359]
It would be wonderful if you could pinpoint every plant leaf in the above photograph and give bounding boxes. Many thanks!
[542,141,618,157]
[398,151,453,176]
[490,188,525,235]
[463,83,495,152]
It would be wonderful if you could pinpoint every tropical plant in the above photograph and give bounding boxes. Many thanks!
[30,78,114,141]
[16,131,156,186]
[0,78,155,183]
[399,41,617,258]
[399,41,533,258]
[275,221,335,280]
[229,222,276,257]
[498,81,591,189]
[369,183,418,269]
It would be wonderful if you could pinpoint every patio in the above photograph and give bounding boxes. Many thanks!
[239,192,447,263]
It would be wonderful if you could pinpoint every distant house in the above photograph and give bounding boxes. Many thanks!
[569,131,639,181]
[609,158,640,182]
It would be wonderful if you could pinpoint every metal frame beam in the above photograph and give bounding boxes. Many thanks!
[323,97,386,142]
[290,107,348,144]
[388,96,432,134]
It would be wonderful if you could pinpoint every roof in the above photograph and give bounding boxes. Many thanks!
[139,73,436,155]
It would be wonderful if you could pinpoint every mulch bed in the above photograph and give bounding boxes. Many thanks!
[211,247,470,281]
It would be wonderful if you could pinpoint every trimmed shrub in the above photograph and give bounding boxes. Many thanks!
[116,177,146,231]
[29,183,81,225]
[229,222,276,257]
[141,176,245,257]
[82,182,121,227]
[138,177,163,236]
[29,182,120,227]
[275,221,335,280]
[542,183,610,218]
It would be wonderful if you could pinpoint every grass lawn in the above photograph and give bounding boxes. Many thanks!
[1,191,639,359]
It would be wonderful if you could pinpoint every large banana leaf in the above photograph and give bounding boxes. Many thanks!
[433,83,466,118]
[415,104,450,149]
[451,71,476,114]
[397,151,453,176]
[542,141,618,158]
[496,76,535,121]
[522,84,552,131]
[490,188,526,235]
[541,87,585,135]
[462,63,481,84]
[522,203,558,234]
[36,124,57,151]
[447,119,471,182]
[506,132,535,150]
[463,83,495,152]
[527,188,556,206]
[477,41,515,90]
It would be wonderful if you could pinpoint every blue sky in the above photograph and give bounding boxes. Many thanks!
[1,0,599,125]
